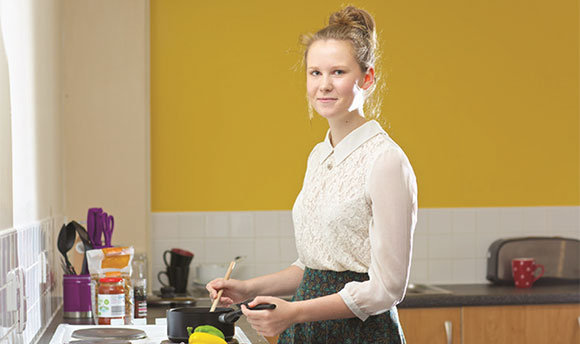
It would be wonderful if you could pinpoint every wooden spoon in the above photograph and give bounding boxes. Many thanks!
[209,256,241,312]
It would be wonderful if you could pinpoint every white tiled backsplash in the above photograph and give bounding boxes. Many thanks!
[151,206,580,292]
[0,217,63,344]
[151,211,296,292]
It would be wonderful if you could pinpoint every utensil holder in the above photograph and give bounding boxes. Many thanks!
[63,274,92,318]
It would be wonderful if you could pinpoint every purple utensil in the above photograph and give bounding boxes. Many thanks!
[86,208,114,249]
[103,213,114,248]
[87,208,103,247]
[94,212,106,249]
[95,212,104,248]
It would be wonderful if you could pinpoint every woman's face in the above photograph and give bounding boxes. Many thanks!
[306,39,372,121]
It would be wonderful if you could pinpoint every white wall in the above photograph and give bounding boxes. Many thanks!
[1,1,150,342]
[61,0,150,255]
[1,0,64,226]
[0,8,12,232]
[0,0,64,342]
[0,0,63,227]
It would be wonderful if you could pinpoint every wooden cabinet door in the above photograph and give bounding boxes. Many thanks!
[399,307,461,344]
[463,304,580,344]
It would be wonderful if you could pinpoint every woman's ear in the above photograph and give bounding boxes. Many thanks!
[362,67,375,90]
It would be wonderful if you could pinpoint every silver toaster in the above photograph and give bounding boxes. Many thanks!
[486,236,580,285]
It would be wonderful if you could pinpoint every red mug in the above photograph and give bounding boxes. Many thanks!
[511,258,545,288]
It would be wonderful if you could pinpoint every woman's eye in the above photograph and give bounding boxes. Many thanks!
[333,70,344,75]
[310,71,320,76]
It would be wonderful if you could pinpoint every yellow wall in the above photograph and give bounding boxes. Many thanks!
[151,0,579,211]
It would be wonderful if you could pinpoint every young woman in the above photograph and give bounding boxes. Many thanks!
[207,6,417,343]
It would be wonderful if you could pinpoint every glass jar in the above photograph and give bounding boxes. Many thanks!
[97,277,125,325]
[132,253,148,280]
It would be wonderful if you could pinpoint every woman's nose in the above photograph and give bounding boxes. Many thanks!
[320,76,333,91]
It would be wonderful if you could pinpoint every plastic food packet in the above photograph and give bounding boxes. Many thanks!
[87,246,135,325]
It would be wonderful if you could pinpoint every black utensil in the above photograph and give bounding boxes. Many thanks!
[60,256,75,275]
[219,303,277,324]
[57,224,77,275]
[68,221,93,275]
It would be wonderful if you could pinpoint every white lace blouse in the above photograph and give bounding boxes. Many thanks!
[291,120,418,321]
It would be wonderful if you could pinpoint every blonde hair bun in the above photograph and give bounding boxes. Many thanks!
[328,6,375,40]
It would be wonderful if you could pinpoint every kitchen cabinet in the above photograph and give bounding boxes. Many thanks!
[400,304,580,344]
[462,304,580,344]
[399,307,461,343]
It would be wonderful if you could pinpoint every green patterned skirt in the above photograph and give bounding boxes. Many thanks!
[277,268,405,344]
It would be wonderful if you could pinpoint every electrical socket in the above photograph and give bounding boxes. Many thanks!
[6,269,16,312]
[7,267,27,333]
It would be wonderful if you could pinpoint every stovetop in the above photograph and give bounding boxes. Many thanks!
[49,324,250,344]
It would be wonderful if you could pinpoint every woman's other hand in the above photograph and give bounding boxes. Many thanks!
[206,278,253,306]
[241,296,299,337]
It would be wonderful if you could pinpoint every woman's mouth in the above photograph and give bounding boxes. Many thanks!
[317,98,338,103]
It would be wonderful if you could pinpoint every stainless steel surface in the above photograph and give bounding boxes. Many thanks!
[63,311,93,318]
[488,237,580,285]
[69,340,131,344]
[444,320,452,344]
[71,328,147,340]
[406,284,452,295]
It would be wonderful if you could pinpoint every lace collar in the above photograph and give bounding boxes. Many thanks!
[318,120,386,166]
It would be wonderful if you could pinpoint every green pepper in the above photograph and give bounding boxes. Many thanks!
[193,325,225,340]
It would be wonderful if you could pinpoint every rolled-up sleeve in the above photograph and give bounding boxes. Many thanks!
[338,146,418,321]
[292,259,306,270]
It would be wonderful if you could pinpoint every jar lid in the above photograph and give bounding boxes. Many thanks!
[100,277,123,283]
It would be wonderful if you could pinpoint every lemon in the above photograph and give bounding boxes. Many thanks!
[188,332,227,344]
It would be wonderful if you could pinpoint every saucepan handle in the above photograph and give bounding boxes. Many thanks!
[219,303,277,324]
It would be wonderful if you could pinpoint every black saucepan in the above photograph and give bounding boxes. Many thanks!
[167,303,276,343]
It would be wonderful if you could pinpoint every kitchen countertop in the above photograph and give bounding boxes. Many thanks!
[37,283,579,343]
[398,283,580,308]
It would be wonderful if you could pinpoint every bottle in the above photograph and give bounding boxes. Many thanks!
[133,278,147,318]
[132,253,148,318]
[97,277,125,325]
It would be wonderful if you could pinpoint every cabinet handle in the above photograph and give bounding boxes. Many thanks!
[444,321,452,344]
